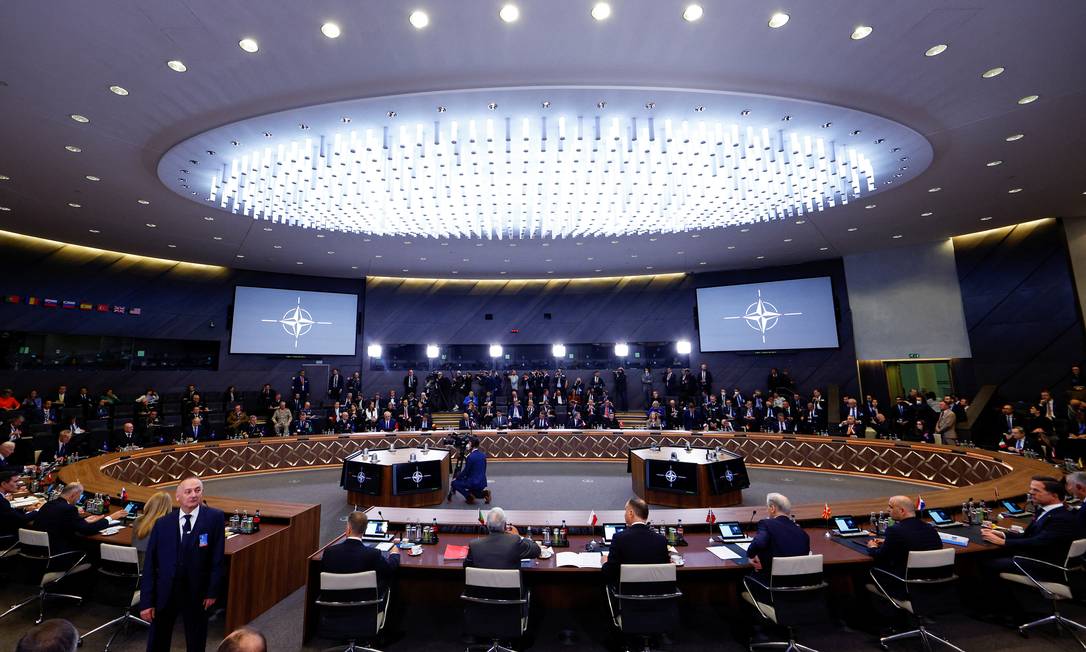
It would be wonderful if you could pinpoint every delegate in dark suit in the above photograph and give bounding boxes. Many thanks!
[31,496,113,554]
[746,514,811,578]
[601,522,669,586]
[465,530,541,569]
[0,492,36,538]
[869,516,942,587]
[140,480,225,652]
[322,537,400,593]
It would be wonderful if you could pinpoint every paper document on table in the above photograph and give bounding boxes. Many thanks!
[10,497,39,508]
[706,546,741,561]
[555,552,603,568]
[375,542,394,552]
[99,526,126,536]
[732,542,750,551]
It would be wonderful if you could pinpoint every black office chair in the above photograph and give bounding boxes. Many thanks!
[0,528,91,624]
[79,543,149,650]
[998,537,1086,645]
[605,563,682,652]
[314,570,389,652]
[867,547,964,651]
[461,567,530,652]
[741,554,829,652]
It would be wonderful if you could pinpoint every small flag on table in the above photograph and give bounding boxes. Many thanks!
[43,298,58,308]
[129,307,141,316]
[61,300,77,309]
[79,302,93,311]
[96,304,109,312]
[27,297,40,306]
[821,502,832,520]
[112,305,126,314]
[588,510,598,527]
[916,495,926,511]
[478,509,484,525]
[705,508,716,524]
[5,295,21,304]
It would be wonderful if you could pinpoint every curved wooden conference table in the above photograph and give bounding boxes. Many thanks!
[56,430,1055,633]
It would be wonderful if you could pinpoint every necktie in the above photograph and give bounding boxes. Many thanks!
[183,514,192,536]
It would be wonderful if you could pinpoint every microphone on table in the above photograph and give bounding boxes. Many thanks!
[749,509,757,527]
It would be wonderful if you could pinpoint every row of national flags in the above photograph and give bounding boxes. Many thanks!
[5,295,140,315]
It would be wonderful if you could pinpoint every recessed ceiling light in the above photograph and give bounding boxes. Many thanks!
[499,271,507,275]
[499,4,520,22]
[892,234,903,239]
[88,229,100,233]
[928,187,941,193]
[321,22,341,38]
[67,202,81,208]
[783,238,793,242]
[980,216,993,221]
[594,268,602,272]
[865,204,877,209]
[327,251,335,255]
[70,114,89,123]
[739,227,750,232]
[108,85,129,96]
[847,227,858,232]
[541,242,549,247]
[273,244,282,249]
[212,236,223,240]
[351,266,359,270]
[924,44,948,57]
[819,247,829,251]
[166,60,187,72]
[795,219,806,224]
[297,261,305,265]
[981,66,1005,79]
[698,261,707,265]
[921,212,934,217]
[440,242,449,246]
[238,38,259,53]
[1005,133,1025,142]
[145,223,156,228]
[137,199,150,205]
[476,242,484,247]
[851,25,873,40]
[591,2,611,21]
[65,145,81,153]
[316,234,326,238]
[756,255,765,260]
[84,175,100,182]
[409,10,430,29]
[263,227,273,231]
[691,234,700,238]
[167,244,177,248]
[676,250,684,254]
[1008,187,1023,194]
[0,206,9,212]
[682,4,703,22]
[203,216,214,221]
[767,12,790,28]
[986,160,1003,167]
[236,254,245,258]
[1017,95,1039,105]
[375,254,382,258]
[726,245,735,250]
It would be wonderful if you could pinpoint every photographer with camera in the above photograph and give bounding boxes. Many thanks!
[447,436,490,505]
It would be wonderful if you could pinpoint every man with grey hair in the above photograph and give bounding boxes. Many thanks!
[0,440,18,471]
[16,618,79,652]
[465,507,540,569]
[31,481,125,554]
[746,492,809,577]
[1065,472,1086,530]
[217,627,267,652]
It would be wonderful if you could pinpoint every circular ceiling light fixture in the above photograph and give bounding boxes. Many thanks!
[70,114,89,123]
[768,12,790,28]
[986,160,1003,167]
[499,4,520,23]
[924,44,948,57]
[65,145,82,153]
[981,66,1004,79]
[162,87,928,240]
[321,22,341,38]
[851,25,873,40]
[591,2,611,21]
[409,10,429,29]
[1017,94,1039,105]
[166,60,187,72]
[137,199,150,205]
[682,4,703,22]
[84,175,100,181]
[1005,133,1025,142]
[108,85,129,96]
[238,38,259,53]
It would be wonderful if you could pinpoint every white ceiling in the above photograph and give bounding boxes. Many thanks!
[0,0,1084,279]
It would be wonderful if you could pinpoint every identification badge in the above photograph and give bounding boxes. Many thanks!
[199,533,209,547]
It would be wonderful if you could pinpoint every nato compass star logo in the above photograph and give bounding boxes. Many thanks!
[261,297,333,349]
[355,470,368,484]
[409,466,431,486]
[723,289,803,344]
[657,464,688,487]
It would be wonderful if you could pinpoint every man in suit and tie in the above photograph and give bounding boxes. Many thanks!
[291,370,310,403]
[602,497,670,586]
[403,369,419,396]
[328,368,344,403]
[377,411,397,433]
[866,495,942,584]
[934,400,957,445]
[891,397,914,438]
[746,493,810,579]
[37,430,75,465]
[183,417,211,442]
[662,368,678,401]
[1065,472,1086,531]
[465,507,540,569]
[449,438,490,504]
[32,482,126,554]
[508,400,524,428]
[1,471,42,538]
[322,511,400,592]
[0,441,19,471]
[533,411,550,429]
[140,476,226,652]
[491,409,509,430]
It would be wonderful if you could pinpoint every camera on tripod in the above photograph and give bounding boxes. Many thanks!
[442,433,478,475]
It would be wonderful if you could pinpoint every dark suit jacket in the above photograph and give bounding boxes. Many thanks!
[31,498,111,554]
[746,515,810,576]
[1003,505,1082,563]
[140,507,226,610]
[1,493,36,537]
[37,440,73,465]
[321,537,399,591]
[465,531,541,569]
[602,522,669,585]
[870,516,942,577]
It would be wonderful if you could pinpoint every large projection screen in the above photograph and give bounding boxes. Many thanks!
[696,277,839,352]
[230,286,358,355]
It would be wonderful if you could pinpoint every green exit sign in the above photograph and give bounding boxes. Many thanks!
[907,353,921,359]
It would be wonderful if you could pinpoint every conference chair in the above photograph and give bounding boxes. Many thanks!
[741,554,829,652]
[867,547,964,651]
[998,537,1086,645]
[460,567,530,652]
[314,570,389,652]
[79,543,149,650]
[0,528,91,624]
[605,563,683,652]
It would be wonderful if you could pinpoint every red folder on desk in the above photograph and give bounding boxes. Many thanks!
[443,544,469,560]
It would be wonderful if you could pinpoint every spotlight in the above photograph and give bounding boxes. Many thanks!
[499,4,520,22]
[426,344,440,359]
[409,10,429,29]
[614,343,629,358]
[489,344,503,358]
[552,344,566,358]
[682,4,703,22]
[367,344,382,358]
[676,340,692,355]
[591,2,611,21]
